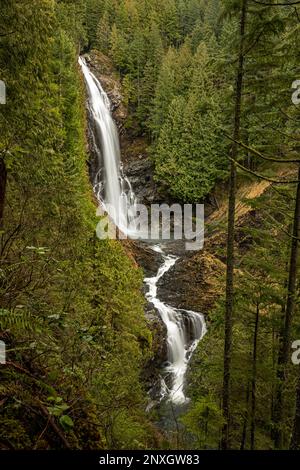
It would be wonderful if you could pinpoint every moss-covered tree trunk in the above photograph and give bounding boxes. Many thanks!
[240,382,250,450]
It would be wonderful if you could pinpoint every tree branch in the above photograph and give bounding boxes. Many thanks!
[224,133,300,163]
[228,156,300,184]
[251,0,300,6]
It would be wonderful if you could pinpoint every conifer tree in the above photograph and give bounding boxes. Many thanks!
[96,11,111,53]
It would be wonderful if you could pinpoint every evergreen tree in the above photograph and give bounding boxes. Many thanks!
[96,11,111,53]
[154,43,225,202]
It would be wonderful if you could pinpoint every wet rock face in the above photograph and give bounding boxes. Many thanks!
[142,305,168,401]
[86,106,103,189]
[157,251,225,314]
[145,311,168,365]
[131,241,163,277]
[124,156,158,205]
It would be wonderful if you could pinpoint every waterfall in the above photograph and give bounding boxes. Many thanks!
[144,246,206,404]
[79,57,137,236]
[79,56,206,405]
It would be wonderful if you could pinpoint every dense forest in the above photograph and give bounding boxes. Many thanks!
[1,0,300,453]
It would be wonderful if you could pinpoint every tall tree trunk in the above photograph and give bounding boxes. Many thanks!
[221,0,248,450]
[250,302,259,450]
[0,158,7,225]
[290,365,300,449]
[274,164,300,448]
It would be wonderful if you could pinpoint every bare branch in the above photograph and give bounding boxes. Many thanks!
[228,156,300,184]
[224,133,300,163]
[251,0,300,6]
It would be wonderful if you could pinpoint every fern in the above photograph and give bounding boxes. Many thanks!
[0,308,32,331]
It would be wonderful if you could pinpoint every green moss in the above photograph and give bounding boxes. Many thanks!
[0,0,153,450]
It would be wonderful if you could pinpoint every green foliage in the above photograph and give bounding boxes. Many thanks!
[47,396,74,431]
[181,396,224,449]
[85,0,106,49]
[150,44,193,138]
[154,44,226,202]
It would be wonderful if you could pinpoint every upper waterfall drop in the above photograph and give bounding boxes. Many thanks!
[78,56,137,236]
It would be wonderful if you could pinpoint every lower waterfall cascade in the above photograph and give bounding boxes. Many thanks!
[144,245,206,404]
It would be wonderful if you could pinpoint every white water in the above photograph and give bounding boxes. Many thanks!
[144,245,206,404]
[79,57,137,236]
[79,57,206,405]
